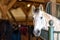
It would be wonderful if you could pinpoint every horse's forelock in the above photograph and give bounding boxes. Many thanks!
[34,7,39,13]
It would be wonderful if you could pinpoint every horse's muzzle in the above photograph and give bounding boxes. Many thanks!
[33,29,41,37]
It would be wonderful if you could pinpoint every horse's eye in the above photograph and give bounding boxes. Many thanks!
[40,17,43,19]
[33,17,34,19]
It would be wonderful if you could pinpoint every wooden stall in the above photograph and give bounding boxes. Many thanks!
[0,0,60,40]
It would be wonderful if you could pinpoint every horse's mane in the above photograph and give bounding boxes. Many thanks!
[43,11,60,21]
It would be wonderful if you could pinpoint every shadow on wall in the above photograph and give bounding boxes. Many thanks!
[0,20,21,40]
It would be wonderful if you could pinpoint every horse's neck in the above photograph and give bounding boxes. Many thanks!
[43,11,56,20]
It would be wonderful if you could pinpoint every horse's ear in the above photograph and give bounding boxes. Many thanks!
[39,4,43,11]
[32,5,35,12]
[31,5,36,18]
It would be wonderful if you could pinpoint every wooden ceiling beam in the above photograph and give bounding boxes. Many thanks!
[0,0,17,20]
[18,0,47,3]
[7,0,17,10]
[56,0,60,3]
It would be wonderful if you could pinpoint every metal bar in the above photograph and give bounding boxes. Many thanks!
[48,20,60,40]
[54,31,60,33]
[57,33,59,40]
[54,31,60,40]
[48,27,54,40]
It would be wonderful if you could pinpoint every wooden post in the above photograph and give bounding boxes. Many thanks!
[48,20,54,40]
[50,0,57,17]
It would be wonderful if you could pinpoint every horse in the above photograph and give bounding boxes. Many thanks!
[31,4,60,40]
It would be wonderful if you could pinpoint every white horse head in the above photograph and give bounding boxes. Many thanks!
[32,4,46,37]
[32,4,60,40]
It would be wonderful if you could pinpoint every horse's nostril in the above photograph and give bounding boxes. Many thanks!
[37,30,40,33]
[40,17,43,19]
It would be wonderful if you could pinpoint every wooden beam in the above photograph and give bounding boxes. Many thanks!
[7,0,17,10]
[0,0,17,20]
[57,0,60,3]
[18,1,45,4]
[22,0,45,3]
[0,3,8,19]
